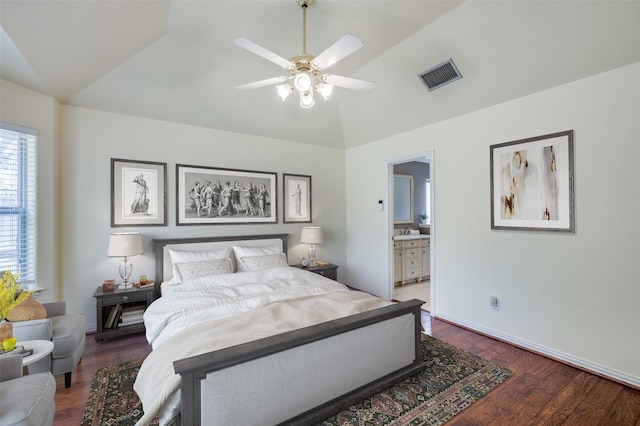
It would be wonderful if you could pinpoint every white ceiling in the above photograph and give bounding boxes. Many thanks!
[2,1,640,149]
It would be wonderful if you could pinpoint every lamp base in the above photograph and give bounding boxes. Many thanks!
[308,245,317,267]
[118,282,133,290]
[118,257,133,290]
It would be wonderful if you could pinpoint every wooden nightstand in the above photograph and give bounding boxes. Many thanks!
[293,263,339,281]
[93,285,156,341]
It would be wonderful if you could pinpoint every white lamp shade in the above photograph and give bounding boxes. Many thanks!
[108,232,143,257]
[301,227,324,244]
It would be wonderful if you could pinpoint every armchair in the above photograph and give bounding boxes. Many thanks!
[0,354,55,426]
[10,301,86,389]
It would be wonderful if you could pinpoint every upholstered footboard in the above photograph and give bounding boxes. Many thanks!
[173,299,424,426]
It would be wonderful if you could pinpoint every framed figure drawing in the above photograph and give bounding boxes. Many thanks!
[176,164,277,225]
[283,173,311,223]
[490,130,574,232]
[111,158,167,227]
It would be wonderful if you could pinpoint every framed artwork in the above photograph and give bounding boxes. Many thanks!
[283,173,312,223]
[111,159,167,227]
[490,130,574,232]
[176,164,277,225]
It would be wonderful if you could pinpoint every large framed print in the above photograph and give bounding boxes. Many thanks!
[177,164,277,225]
[490,130,574,232]
[283,173,312,223]
[111,158,167,227]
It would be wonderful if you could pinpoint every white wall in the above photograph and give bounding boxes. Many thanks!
[346,62,640,386]
[0,80,60,302]
[59,106,347,331]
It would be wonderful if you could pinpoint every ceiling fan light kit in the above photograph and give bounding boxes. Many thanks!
[234,0,376,109]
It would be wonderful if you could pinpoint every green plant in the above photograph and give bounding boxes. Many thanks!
[0,270,30,321]
[420,213,427,220]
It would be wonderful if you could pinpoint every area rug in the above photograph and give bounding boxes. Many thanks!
[81,334,511,426]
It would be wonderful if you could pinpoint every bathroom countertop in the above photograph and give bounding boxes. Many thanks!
[393,234,430,241]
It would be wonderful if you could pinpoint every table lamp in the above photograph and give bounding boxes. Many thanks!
[108,232,143,289]
[301,226,324,266]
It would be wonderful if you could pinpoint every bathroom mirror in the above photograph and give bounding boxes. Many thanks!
[394,174,413,224]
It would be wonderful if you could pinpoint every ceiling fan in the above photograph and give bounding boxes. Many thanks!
[234,0,376,108]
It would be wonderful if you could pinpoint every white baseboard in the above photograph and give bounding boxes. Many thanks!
[435,312,640,389]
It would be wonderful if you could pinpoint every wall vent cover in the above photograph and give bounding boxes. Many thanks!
[419,59,462,91]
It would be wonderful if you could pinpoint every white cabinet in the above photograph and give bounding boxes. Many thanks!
[393,236,430,285]
[402,239,421,284]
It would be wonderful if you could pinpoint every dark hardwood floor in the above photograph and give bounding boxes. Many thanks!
[53,314,640,425]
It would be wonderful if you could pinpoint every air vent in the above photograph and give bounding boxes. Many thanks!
[419,59,462,91]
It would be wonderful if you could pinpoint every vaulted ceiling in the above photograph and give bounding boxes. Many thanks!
[2,1,639,149]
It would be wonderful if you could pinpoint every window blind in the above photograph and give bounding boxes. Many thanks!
[0,122,37,284]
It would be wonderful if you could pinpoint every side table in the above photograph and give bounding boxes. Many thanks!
[292,263,339,281]
[20,339,54,375]
[94,285,156,341]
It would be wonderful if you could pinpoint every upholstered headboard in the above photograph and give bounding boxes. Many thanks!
[152,234,289,296]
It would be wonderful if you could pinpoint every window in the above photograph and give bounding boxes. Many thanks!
[0,123,37,284]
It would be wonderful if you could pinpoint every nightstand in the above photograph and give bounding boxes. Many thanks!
[293,263,339,281]
[93,285,156,341]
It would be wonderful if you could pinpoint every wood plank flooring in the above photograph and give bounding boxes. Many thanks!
[52,315,640,425]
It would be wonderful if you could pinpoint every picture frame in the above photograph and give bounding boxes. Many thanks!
[111,158,167,227]
[490,130,574,232]
[283,173,312,223]
[176,164,277,225]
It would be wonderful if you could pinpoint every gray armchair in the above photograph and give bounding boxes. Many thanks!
[0,354,55,426]
[11,301,86,389]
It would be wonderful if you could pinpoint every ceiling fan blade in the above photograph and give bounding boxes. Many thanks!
[324,74,377,92]
[234,38,294,70]
[234,76,289,90]
[312,34,364,70]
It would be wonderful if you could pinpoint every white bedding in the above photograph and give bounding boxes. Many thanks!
[134,265,391,425]
[144,266,350,349]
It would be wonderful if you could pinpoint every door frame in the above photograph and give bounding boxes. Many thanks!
[385,150,435,314]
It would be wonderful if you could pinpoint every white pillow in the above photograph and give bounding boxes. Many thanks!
[174,258,233,282]
[168,248,231,283]
[232,245,282,272]
[239,253,288,272]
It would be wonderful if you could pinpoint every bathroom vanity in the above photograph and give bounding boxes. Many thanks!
[393,234,430,286]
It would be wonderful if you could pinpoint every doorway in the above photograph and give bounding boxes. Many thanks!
[387,151,434,313]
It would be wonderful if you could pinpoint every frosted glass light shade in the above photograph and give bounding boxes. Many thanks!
[294,72,312,92]
[299,90,315,108]
[276,83,294,101]
[316,82,333,100]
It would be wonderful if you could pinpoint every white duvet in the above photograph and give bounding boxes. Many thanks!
[134,266,391,425]
[144,266,350,349]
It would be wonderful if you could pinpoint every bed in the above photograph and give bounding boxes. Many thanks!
[134,234,424,426]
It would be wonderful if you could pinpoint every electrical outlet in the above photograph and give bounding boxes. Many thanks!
[490,296,500,310]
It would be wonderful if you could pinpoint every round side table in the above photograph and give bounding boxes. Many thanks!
[19,339,54,374]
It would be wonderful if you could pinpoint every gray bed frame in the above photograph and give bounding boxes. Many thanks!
[152,234,425,426]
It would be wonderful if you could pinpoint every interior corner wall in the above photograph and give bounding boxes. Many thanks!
[57,106,346,332]
[345,62,640,387]
[0,79,59,303]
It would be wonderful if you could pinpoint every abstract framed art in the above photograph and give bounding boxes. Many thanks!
[490,130,574,232]
[176,164,277,225]
[111,158,167,227]
[283,173,312,223]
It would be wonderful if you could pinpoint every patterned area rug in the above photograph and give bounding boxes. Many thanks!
[81,334,511,425]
